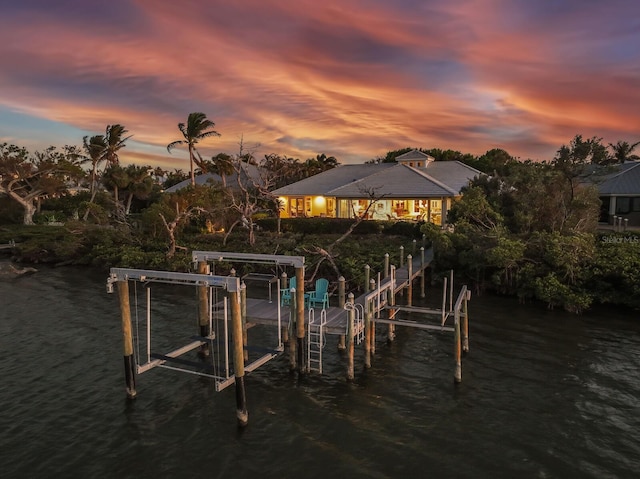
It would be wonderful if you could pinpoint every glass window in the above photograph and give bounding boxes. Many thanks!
[633,197,640,212]
[616,197,630,214]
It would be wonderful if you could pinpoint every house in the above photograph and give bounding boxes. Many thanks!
[593,161,640,226]
[163,163,263,193]
[272,150,481,226]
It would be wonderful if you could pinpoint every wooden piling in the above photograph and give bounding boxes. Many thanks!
[289,290,297,370]
[281,272,289,344]
[337,276,346,350]
[407,254,413,306]
[462,291,470,354]
[420,246,426,298]
[347,293,355,380]
[364,299,372,369]
[295,266,305,372]
[388,265,396,342]
[369,278,376,355]
[364,264,370,295]
[241,282,248,361]
[454,311,462,384]
[399,247,404,296]
[412,238,417,256]
[197,261,210,357]
[384,253,389,279]
[117,280,136,399]
[230,289,248,427]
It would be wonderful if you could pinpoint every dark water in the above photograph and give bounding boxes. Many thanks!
[1,264,639,479]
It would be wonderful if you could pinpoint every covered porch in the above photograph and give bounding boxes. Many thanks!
[278,195,451,225]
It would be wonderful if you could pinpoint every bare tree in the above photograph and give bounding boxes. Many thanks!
[222,138,272,245]
[305,186,387,281]
[159,202,206,257]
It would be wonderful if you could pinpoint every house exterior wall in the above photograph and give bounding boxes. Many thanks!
[602,195,640,226]
[278,194,455,225]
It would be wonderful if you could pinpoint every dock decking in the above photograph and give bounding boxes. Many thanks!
[226,248,434,335]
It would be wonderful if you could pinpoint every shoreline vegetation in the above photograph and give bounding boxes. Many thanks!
[0,220,638,314]
[2,130,639,314]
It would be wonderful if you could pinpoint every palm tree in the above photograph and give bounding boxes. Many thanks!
[103,124,131,166]
[82,134,107,197]
[167,112,220,186]
[608,140,640,164]
[212,152,234,187]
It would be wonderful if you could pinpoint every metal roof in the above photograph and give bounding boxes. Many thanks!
[272,161,481,198]
[272,164,395,196]
[596,162,640,195]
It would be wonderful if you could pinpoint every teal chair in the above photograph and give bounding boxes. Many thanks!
[280,277,296,306]
[308,278,329,309]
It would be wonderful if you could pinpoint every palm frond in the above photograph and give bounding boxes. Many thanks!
[167,140,185,152]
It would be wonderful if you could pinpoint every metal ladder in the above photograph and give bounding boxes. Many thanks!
[307,308,327,374]
[354,303,365,344]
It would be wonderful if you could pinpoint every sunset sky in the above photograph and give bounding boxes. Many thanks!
[1,0,639,170]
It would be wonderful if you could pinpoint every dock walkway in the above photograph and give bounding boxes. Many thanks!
[232,248,433,335]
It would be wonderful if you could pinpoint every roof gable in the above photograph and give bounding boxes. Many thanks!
[395,149,434,162]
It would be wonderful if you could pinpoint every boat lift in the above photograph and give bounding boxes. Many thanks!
[107,267,280,392]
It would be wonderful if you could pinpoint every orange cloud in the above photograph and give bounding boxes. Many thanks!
[0,0,638,166]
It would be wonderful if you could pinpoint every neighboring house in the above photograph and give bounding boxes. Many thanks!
[590,161,640,226]
[272,150,481,226]
[163,163,263,193]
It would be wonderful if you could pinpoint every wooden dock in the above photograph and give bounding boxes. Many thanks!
[221,248,435,336]
[109,247,471,426]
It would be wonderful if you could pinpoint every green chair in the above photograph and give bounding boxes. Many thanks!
[308,278,329,309]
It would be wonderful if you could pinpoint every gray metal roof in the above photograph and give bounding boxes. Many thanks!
[272,163,395,196]
[596,161,640,195]
[272,161,480,198]
[422,161,482,192]
[331,164,455,197]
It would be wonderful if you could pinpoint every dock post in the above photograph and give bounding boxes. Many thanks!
[197,261,210,357]
[399,247,404,296]
[364,264,370,295]
[369,278,376,355]
[364,299,372,368]
[281,272,289,344]
[241,282,248,361]
[289,290,297,370]
[384,253,389,279]
[388,265,396,342]
[295,267,306,373]
[337,276,346,350]
[412,239,417,256]
[407,254,413,307]
[117,280,136,399]
[462,290,470,354]
[454,311,462,384]
[347,292,355,380]
[420,246,426,298]
[230,288,249,427]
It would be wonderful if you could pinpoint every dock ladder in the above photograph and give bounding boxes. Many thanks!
[307,308,327,373]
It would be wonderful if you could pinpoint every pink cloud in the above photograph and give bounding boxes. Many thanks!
[0,0,638,166]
